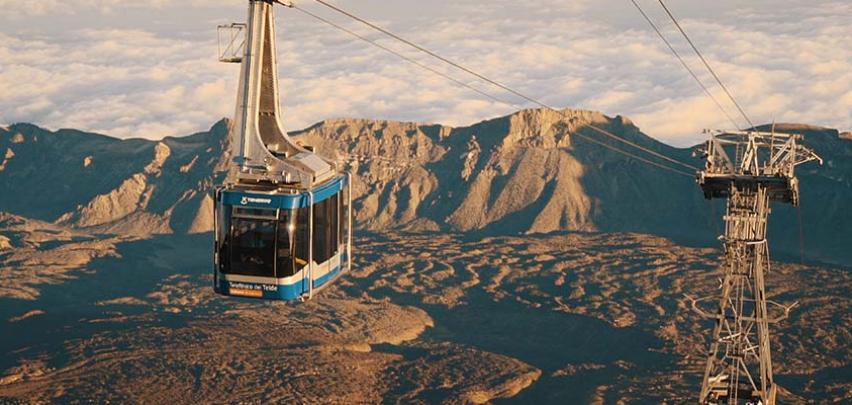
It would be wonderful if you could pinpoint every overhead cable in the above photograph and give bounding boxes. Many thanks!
[291,3,695,178]
[656,0,756,129]
[629,0,741,130]
[305,0,700,173]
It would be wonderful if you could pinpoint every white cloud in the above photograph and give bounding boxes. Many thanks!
[0,0,849,145]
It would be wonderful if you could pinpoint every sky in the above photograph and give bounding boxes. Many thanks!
[0,0,849,146]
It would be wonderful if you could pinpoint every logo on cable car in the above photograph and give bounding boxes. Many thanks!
[228,281,277,297]
[240,196,272,205]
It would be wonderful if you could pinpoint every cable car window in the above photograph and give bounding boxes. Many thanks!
[313,198,328,263]
[233,207,277,219]
[340,190,348,247]
[313,194,338,263]
[295,206,310,270]
[329,193,339,252]
[337,191,343,246]
[217,203,232,273]
[229,218,276,277]
[277,210,297,277]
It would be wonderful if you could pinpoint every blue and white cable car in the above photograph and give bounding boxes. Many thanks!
[213,0,352,301]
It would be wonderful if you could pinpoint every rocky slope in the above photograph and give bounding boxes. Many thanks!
[1,109,849,263]
[296,109,704,235]
[0,234,543,404]
[0,213,133,300]
[0,121,229,236]
[295,111,851,264]
[0,232,847,403]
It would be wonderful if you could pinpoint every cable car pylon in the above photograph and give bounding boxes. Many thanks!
[691,129,821,404]
[213,0,352,301]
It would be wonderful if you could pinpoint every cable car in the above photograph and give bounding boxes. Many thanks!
[213,0,351,301]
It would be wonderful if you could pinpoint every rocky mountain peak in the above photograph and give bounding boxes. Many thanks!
[1,111,848,264]
[0,120,230,236]
[497,108,607,149]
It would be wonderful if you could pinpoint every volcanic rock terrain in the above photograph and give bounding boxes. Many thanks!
[0,231,848,403]
[0,110,849,403]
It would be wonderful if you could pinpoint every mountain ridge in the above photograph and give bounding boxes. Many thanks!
[1,108,849,264]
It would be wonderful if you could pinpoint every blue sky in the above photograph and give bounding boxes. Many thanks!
[0,0,849,145]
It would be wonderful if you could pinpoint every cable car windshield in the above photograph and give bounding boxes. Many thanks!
[230,217,276,277]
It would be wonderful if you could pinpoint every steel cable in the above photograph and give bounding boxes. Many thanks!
[656,0,756,129]
[629,0,741,131]
[291,3,696,177]
[305,0,700,174]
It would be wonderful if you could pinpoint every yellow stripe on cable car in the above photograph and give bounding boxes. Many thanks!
[230,288,263,298]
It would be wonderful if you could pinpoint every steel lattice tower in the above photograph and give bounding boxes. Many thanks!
[691,129,821,405]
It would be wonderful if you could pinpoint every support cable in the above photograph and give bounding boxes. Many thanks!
[289,5,515,108]
[305,0,700,173]
[290,3,695,178]
[628,0,741,131]
[656,0,756,129]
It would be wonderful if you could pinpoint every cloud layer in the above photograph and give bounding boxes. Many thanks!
[0,0,849,145]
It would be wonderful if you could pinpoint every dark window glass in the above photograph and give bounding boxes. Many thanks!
[233,207,277,218]
[288,193,344,272]
[295,206,310,271]
[330,193,339,253]
[313,193,339,263]
[228,218,276,277]
[313,197,329,264]
[217,203,231,273]
[277,210,296,277]
[340,188,348,247]
[337,192,342,247]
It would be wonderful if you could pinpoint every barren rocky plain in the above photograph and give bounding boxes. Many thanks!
[0,109,849,403]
